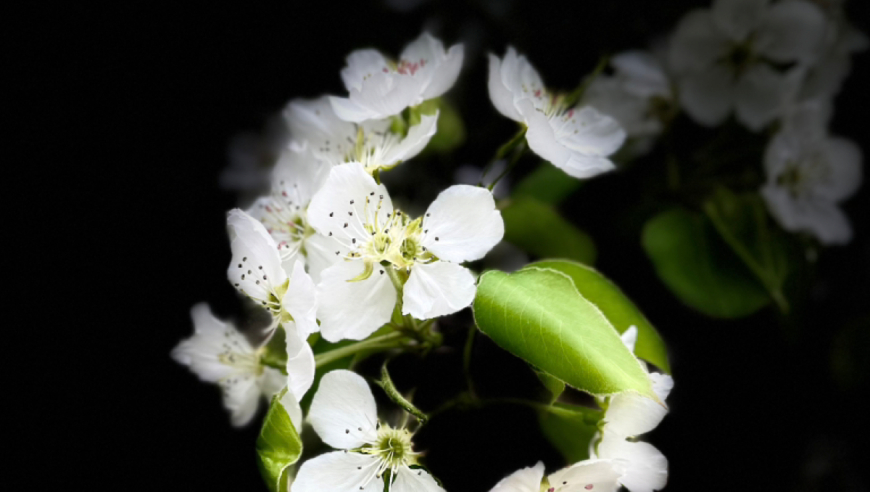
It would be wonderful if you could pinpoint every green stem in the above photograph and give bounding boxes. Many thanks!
[260,357,287,374]
[488,141,526,191]
[479,127,528,186]
[314,332,406,368]
[463,326,477,398]
[563,54,610,108]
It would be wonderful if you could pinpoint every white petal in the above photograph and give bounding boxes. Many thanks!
[284,96,357,165]
[488,51,523,122]
[222,375,262,427]
[649,373,674,403]
[316,261,397,342]
[329,95,382,123]
[817,137,863,202]
[393,466,446,492]
[259,367,286,400]
[271,145,331,208]
[756,0,826,63]
[711,0,768,41]
[172,303,251,382]
[489,461,544,492]
[668,10,730,74]
[547,459,623,492]
[604,390,668,438]
[307,162,394,242]
[303,233,344,284]
[420,41,465,100]
[734,64,788,131]
[308,370,379,449]
[340,49,389,92]
[293,451,383,492]
[279,389,304,431]
[597,437,668,492]
[403,261,477,319]
[677,66,735,127]
[382,112,439,164]
[227,209,288,305]
[421,184,504,263]
[763,186,853,245]
[285,325,315,401]
[611,51,670,99]
[620,326,639,353]
[283,260,319,339]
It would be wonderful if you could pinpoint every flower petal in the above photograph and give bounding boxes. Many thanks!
[304,233,344,284]
[403,261,477,319]
[308,162,394,242]
[421,184,504,263]
[393,466,447,492]
[382,111,439,164]
[316,260,397,342]
[283,260,319,339]
[711,0,768,41]
[611,51,670,99]
[285,324,315,401]
[488,50,523,122]
[597,437,668,492]
[604,388,669,437]
[489,461,544,492]
[547,459,623,492]
[756,0,826,63]
[329,95,382,124]
[620,325,639,353]
[734,64,788,131]
[293,451,383,492]
[762,186,853,245]
[172,303,250,382]
[308,370,379,449]
[227,209,288,305]
[668,10,729,74]
[279,389,304,431]
[677,66,735,127]
[340,49,390,92]
[222,374,262,427]
[818,137,863,202]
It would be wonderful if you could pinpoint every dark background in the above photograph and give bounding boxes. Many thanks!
[17,0,868,490]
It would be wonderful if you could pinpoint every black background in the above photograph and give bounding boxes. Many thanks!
[15,0,869,490]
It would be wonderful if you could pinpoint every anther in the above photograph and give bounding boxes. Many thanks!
[344,223,348,228]
[329,212,334,217]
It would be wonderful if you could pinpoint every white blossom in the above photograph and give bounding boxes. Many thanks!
[668,0,827,130]
[761,102,862,244]
[227,209,319,337]
[307,163,504,342]
[329,32,464,122]
[488,47,626,179]
[172,303,287,426]
[285,95,438,175]
[489,460,623,492]
[294,370,444,492]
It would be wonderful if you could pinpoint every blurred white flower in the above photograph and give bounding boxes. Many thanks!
[489,460,623,492]
[761,102,863,244]
[797,6,868,102]
[330,32,464,122]
[285,96,438,175]
[307,163,503,341]
[172,304,287,426]
[227,209,319,337]
[488,47,626,179]
[294,370,444,492]
[669,0,827,130]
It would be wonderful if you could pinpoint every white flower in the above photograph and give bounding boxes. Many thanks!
[760,103,862,244]
[329,32,464,122]
[489,460,623,492]
[172,303,287,426]
[668,0,827,130]
[589,327,673,492]
[488,47,626,179]
[307,163,504,341]
[285,95,438,175]
[796,6,868,102]
[584,51,674,143]
[294,370,444,492]
[227,209,319,337]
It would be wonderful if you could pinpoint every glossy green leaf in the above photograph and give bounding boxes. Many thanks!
[513,162,583,205]
[256,390,303,492]
[533,367,565,404]
[703,187,790,313]
[473,267,655,399]
[502,197,596,265]
[538,404,602,464]
[528,260,670,373]
[642,207,771,318]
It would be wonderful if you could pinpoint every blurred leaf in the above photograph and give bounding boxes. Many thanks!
[642,207,771,318]
[529,260,670,373]
[256,390,302,492]
[502,197,596,265]
[513,162,582,205]
[538,404,602,464]
[532,366,565,404]
[703,187,790,313]
[474,267,656,399]
[414,97,465,154]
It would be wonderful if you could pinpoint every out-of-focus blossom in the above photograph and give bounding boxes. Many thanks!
[488,460,623,492]
[669,0,827,130]
[330,33,463,122]
[488,47,626,179]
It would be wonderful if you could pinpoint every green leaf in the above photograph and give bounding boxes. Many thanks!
[473,267,656,399]
[528,260,670,373]
[703,187,790,313]
[642,207,771,318]
[502,197,596,265]
[256,390,303,492]
[532,367,565,404]
[538,404,602,464]
[422,98,465,154]
[513,162,583,205]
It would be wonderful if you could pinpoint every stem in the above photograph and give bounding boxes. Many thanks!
[260,357,287,374]
[314,332,406,368]
[487,141,526,191]
[463,326,477,398]
[563,54,610,108]
[479,127,527,186]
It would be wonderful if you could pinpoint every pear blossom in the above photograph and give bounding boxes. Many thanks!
[488,47,626,179]
[285,95,438,175]
[329,32,464,122]
[172,303,288,426]
[668,0,827,130]
[489,460,623,492]
[796,7,868,102]
[307,162,504,341]
[294,370,444,492]
[760,103,863,244]
[227,209,319,337]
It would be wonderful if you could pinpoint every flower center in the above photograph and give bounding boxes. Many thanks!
[777,155,831,198]
[364,424,417,468]
[253,196,312,258]
[723,40,758,77]
[343,125,405,174]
